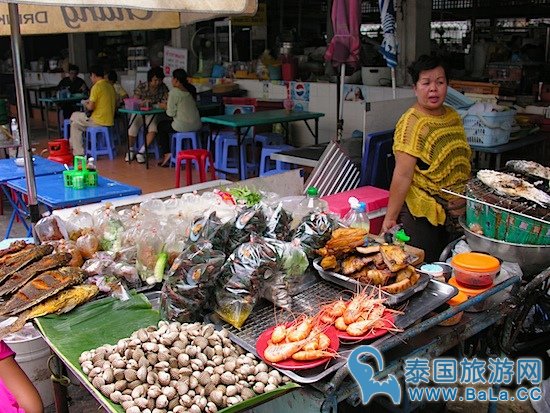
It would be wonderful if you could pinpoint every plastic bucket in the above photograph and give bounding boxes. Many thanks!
[5,323,54,407]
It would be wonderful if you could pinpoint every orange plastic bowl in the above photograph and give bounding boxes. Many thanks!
[451,252,500,288]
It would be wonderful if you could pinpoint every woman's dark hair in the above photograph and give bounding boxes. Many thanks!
[147,66,165,82]
[172,68,197,100]
[107,70,117,82]
[89,65,104,78]
[407,55,450,84]
[68,64,79,73]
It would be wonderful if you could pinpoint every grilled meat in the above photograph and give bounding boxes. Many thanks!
[364,269,393,285]
[380,245,408,272]
[0,245,54,285]
[0,266,85,316]
[320,255,339,271]
[342,255,375,275]
[0,252,72,297]
[323,228,369,258]
[356,245,380,255]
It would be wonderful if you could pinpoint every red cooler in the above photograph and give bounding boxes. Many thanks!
[321,186,389,234]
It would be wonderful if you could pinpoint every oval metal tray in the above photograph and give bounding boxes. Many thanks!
[312,258,430,305]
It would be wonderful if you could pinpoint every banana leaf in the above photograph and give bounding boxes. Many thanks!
[35,292,300,413]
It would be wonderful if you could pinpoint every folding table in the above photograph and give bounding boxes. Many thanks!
[0,157,67,237]
[4,173,141,238]
[201,109,325,180]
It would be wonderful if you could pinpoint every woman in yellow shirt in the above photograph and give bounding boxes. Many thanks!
[381,55,471,262]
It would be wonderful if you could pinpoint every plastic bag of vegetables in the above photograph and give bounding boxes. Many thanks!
[160,241,225,322]
[136,228,167,285]
[214,236,277,328]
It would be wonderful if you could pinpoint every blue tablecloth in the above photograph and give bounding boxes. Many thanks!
[6,173,142,209]
[0,157,66,183]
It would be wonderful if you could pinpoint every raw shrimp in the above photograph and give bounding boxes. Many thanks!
[263,337,314,363]
[292,349,337,361]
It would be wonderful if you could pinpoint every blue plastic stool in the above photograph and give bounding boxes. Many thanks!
[208,131,237,172]
[259,144,294,177]
[171,131,200,166]
[63,119,71,140]
[86,126,116,160]
[134,128,160,160]
[216,136,255,179]
[255,132,285,146]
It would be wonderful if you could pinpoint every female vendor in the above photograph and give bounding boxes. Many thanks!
[381,55,472,262]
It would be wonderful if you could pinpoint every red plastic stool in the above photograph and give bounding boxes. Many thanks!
[175,149,216,188]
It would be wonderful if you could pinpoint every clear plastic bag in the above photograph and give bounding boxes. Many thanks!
[214,236,277,328]
[35,215,68,242]
[292,212,338,258]
[262,202,293,241]
[161,241,226,323]
[75,229,100,259]
[222,206,267,255]
[65,208,94,240]
[136,228,165,283]
[47,239,83,267]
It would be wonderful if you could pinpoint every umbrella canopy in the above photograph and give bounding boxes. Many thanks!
[378,0,397,68]
[324,0,361,68]
[0,1,258,35]
[1,0,257,241]
[324,0,361,142]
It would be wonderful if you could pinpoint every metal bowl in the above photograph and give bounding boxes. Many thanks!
[460,218,550,277]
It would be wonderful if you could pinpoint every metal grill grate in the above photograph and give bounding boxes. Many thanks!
[223,281,349,348]
[443,179,550,226]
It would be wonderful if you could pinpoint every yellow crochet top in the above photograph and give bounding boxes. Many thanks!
[393,106,472,226]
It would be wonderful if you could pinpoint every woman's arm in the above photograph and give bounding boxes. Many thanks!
[0,356,43,413]
[380,150,417,233]
[165,91,177,118]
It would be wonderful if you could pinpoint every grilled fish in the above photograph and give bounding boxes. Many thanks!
[0,244,54,285]
[0,252,72,297]
[477,170,550,207]
[0,240,28,260]
[342,255,375,274]
[506,160,550,181]
[0,266,85,316]
[0,284,98,338]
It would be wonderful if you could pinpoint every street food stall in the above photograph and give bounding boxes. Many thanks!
[0,163,548,413]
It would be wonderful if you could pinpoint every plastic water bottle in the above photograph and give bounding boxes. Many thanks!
[86,157,96,171]
[10,118,19,145]
[343,197,371,232]
[298,187,328,214]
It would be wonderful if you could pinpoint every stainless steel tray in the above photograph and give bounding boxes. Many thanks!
[313,258,430,305]
[209,278,458,384]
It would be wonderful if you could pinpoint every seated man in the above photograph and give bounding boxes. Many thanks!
[57,64,89,119]
[69,65,116,156]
